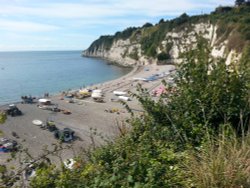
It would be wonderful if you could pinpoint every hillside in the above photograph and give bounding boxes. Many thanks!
[83,5,250,66]
[1,4,250,188]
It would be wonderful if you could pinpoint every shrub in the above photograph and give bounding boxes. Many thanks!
[157,52,171,61]
[184,128,250,188]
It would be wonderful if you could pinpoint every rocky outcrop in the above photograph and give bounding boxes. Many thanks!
[83,21,244,67]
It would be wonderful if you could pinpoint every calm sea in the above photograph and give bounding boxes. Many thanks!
[0,51,131,105]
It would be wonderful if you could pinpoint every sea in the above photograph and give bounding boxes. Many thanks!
[0,51,131,105]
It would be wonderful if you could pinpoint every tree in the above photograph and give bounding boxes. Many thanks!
[142,22,153,28]
[235,0,245,6]
[159,18,165,24]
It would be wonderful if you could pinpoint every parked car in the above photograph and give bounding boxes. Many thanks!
[54,128,75,142]
[5,104,22,117]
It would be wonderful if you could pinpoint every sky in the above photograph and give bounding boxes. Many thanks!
[0,0,235,51]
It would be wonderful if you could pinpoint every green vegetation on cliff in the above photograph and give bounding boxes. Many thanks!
[29,37,250,187]
[2,5,250,188]
[84,4,250,59]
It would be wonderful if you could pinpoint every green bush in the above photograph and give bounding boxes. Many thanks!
[184,128,250,188]
[30,34,250,188]
[157,52,171,61]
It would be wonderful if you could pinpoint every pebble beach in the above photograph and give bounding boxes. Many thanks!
[0,64,175,174]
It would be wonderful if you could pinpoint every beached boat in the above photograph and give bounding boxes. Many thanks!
[118,96,131,101]
[91,90,103,98]
[113,91,127,96]
[38,98,51,105]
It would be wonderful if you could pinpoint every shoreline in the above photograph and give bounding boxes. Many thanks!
[0,63,175,173]
[0,64,134,107]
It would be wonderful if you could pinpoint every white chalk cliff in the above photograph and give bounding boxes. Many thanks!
[83,21,243,67]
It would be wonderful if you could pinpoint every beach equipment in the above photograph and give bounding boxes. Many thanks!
[133,77,147,81]
[38,98,51,105]
[0,146,8,152]
[46,121,58,132]
[64,158,76,169]
[62,109,71,115]
[21,96,34,104]
[77,89,91,98]
[91,89,103,98]
[118,96,131,101]
[32,119,43,126]
[79,89,90,95]
[5,104,22,117]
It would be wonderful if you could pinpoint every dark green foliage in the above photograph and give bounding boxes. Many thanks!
[159,18,165,24]
[88,35,114,53]
[31,38,250,187]
[212,5,250,48]
[214,6,233,13]
[87,27,137,53]
[157,52,171,61]
[85,5,250,59]
[128,47,139,60]
[170,40,250,140]
[114,27,138,40]
[170,13,189,27]
[142,22,153,28]
[235,0,246,6]
[141,22,169,57]
[30,6,250,187]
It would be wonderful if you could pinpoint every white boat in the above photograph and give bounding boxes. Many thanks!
[38,98,52,105]
[118,96,130,101]
[133,77,147,81]
[91,90,103,98]
[91,92,103,98]
[113,91,127,96]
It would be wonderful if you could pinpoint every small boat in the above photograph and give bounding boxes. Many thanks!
[113,91,127,96]
[118,96,131,101]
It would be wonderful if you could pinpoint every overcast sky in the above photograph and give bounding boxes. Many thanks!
[0,0,234,51]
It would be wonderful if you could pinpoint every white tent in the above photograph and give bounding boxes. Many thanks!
[38,98,51,103]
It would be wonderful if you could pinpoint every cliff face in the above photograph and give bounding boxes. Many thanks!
[82,6,249,66]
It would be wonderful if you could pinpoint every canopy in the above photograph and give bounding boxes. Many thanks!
[38,99,51,103]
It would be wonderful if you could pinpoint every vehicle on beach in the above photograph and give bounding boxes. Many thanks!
[91,89,104,102]
[5,104,22,117]
[38,105,60,112]
[0,138,18,152]
[37,98,60,112]
[21,96,35,104]
[54,128,75,142]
